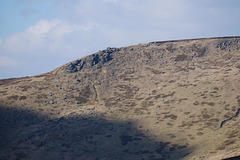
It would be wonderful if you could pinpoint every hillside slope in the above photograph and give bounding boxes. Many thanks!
[1,36,240,160]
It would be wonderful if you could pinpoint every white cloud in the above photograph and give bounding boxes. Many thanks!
[0,19,98,55]
[0,56,20,67]
[50,22,98,38]
[27,20,60,36]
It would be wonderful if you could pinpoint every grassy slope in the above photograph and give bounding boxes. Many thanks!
[0,37,240,160]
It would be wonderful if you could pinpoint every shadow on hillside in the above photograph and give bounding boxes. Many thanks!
[0,106,193,160]
[0,106,45,150]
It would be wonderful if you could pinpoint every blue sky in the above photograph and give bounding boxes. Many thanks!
[0,0,240,79]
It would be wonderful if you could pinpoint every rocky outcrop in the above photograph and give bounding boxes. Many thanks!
[65,47,120,73]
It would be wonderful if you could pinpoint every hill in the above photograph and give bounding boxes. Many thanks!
[1,36,240,160]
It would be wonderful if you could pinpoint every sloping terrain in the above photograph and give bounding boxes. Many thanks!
[0,36,240,160]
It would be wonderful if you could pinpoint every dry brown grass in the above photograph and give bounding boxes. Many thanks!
[1,37,240,160]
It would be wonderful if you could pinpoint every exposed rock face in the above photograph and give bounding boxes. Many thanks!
[65,47,119,73]
[0,36,240,160]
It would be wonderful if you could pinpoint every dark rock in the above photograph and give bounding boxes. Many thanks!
[216,40,233,50]
[156,105,161,109]
[75,79,81,84]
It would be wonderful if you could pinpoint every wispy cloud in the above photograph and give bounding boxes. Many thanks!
[0,19,98,55]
